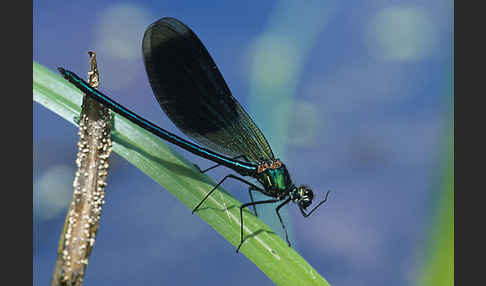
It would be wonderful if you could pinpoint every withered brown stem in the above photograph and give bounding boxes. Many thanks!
[50,51,112,286]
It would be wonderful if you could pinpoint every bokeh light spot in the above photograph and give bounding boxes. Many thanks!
[366,6,438,61]
[94,4,151,61]
[92,4,152,90]
[248,35,297,90]
[34,165,75,221]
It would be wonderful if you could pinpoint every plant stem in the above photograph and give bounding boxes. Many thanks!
[50,52,112,286]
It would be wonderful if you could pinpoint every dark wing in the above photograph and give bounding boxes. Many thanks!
[142,17,274,163]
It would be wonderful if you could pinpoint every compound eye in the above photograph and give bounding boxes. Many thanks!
[302,187,313,200]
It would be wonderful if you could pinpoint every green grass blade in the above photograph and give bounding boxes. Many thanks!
[416,117,454,286]
[33,61,330,286]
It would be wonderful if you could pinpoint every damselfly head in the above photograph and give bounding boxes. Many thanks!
[292,185,314,209]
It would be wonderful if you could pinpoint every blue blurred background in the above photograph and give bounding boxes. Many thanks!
[34,1,453,285]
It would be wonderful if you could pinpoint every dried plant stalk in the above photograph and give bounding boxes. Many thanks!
[50,51,112,286]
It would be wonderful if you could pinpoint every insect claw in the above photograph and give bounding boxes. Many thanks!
[236,243,243,253]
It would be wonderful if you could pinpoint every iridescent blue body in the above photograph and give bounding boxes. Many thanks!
[58,17,330,253]
[58,68,257,175]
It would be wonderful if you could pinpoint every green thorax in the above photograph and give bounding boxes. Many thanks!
[257,162,294,197]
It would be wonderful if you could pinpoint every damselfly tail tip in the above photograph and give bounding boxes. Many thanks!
[57,67,66,75]
[57,67,68,78]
